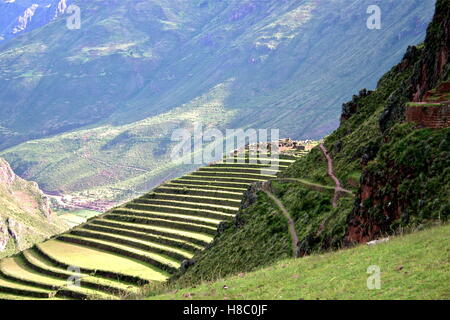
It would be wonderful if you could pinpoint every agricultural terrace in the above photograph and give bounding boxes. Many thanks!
[0,152,297,299]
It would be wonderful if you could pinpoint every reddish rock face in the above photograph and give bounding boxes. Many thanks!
[411,2,449,102]
[345,1,450,246]
[346,215,382,244]
[423,82,450,102]
[406,81,450,129]
[405,103,450,128]
[345,171,403,245]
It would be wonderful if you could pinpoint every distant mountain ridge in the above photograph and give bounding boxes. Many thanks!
[0,0,68,41]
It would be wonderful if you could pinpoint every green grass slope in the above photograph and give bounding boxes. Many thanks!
[168,176,351,287]
[149,224,450,300]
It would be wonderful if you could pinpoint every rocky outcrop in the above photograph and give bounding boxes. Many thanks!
[0,158,53,219]
[32,181,53,219]
[340,89,372,123]
[345,0,450,245]
[405,81,450,129]
[0,217,25,252]
[411,0,450,102]
[55,0,68,18]
[0,221,8,251]
[378,46,424,132]
[12,3,38,34]
[1,0,72,41]
[239,182,266,211]
[0,157,15,187]
[345,170,403,244]
[5,218,23,246]
[379,0,450,132]
[0,157,66,257]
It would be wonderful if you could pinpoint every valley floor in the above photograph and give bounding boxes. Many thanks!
[148,224,450,300]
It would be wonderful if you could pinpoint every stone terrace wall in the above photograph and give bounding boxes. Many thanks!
[405,103,450,128]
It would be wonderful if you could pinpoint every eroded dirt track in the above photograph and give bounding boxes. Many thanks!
[319,144,353,208]
[262,185,300,258]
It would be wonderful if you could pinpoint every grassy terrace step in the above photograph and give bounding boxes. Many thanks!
[207,163,289,169]
[179,175,266,184]
[198,167,280,175]
[91,219,212,247]
[153,186,244,200]
[112,208,225,227]
[224,157,296,164]
[104,214,217,236]
[166,180,249,190]
[21,249,137,296]
[0,257,114,300]
[0,293,65,300]
[130,198,238,214]
[122,202,235,220]
[82,223,201,254]
[0,273,53,299]
[0,152,294,300]
[57,235,179,275]
[143,192,242,207]
[70,227,193,261]
[190,171,277,180]
[225,152,296,158]
[29,246,149,288]
[60,213,88,228]
[37,240,168,283]
[134,196,240,212]
[225,153,296,160]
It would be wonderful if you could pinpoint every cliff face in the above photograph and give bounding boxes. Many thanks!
[0,158,67,257]
[344,0,450,245]
[411,0,450,102]
[379,0,450,132]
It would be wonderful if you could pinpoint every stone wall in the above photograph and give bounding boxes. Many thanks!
[405,103,450,128]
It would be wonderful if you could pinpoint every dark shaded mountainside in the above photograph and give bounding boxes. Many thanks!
[171,0,449,285]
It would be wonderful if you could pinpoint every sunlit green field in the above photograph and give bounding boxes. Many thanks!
[149,224,450,300]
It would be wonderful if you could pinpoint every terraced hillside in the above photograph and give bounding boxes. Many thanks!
[0,152,296,300]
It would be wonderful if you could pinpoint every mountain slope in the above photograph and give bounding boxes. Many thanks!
[0,0,435,143]
[168,0,449,286]
[0,0,437,202]
[0,158,67,258]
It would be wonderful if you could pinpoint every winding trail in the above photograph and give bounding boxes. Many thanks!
[319,144,353,207]
[275,178,335,193]
[262,185,300,258]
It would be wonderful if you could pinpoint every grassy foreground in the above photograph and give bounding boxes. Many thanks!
[148,224,449,300]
